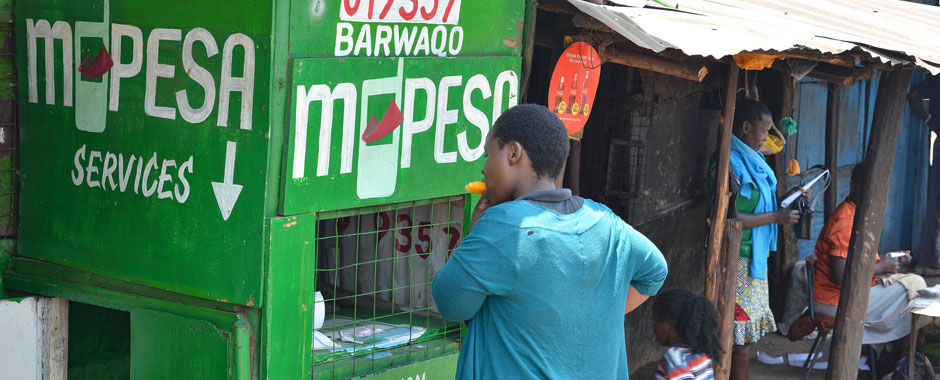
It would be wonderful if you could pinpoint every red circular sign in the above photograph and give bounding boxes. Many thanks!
[547,42,601,135]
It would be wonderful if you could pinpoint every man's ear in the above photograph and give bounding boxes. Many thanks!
[507,141,523,166]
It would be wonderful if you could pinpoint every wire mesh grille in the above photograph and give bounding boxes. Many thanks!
[604,68,656,221]
[311,196,466,379]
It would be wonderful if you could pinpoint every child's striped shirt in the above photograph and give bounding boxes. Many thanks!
[655,346,714,380]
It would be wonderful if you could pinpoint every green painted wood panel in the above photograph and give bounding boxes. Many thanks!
[289,0,524,58]
[360,354,458,380]
[261,214,317,380]
[282,56,520,214]
[0,0,11,23]
[15,0,272,305]
[130,308,232,380]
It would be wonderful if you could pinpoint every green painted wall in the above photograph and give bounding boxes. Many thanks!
[0,241,11,299]
[358,355,458,380]
[130,308,232,380]
[0,0,17,300]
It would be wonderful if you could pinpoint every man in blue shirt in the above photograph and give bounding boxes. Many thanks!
[432,104,669,379]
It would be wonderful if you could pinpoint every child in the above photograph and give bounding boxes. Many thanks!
[653,289,720,380]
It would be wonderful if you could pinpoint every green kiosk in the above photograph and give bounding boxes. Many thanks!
[6,0,524,378]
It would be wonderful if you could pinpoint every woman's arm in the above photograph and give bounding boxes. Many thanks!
[740,208,800,229]
[625,285,648,314]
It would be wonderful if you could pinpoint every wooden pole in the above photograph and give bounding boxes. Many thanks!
[825,84,841,218]
[826,68,913,380]
[909,314,919,378]
[519,0,537,103]
[568,139,582,196]
[704,64,739,302]
[770,70,797,316]
[713,219,742,380]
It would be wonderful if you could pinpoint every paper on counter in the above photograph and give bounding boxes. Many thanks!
[313,330,339,350]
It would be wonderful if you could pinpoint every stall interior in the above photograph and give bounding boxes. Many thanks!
[310,197,466,379]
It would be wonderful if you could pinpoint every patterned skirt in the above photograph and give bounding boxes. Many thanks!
[733,257,776,345]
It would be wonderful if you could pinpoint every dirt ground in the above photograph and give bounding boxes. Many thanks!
[631,332,852,380]
[631,270,940,379]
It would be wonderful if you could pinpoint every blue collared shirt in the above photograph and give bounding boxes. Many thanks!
[432,191,668,379]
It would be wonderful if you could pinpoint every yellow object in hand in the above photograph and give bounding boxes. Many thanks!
[465,181,486,195]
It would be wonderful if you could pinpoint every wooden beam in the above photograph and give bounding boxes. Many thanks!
[826,67,913,380]
[605,46,709,82]
[825,84,841,218]
[807,64,875,86]
[770,69,798,317]
[537,0,578,14]
[572,12,615,33]
[713,219,742,380]
[779,50,857,68]
[704,64,739,302]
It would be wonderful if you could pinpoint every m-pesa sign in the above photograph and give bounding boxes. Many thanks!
[283,57,519,214]
[25,2,256,215]
[282,0,524,214]
[16,0,269,305]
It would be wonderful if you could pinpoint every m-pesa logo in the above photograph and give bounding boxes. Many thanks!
[290,58,518,201]
[25,0,256,133]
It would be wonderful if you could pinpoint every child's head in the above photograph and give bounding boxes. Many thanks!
[482,104,569,205]
[652,289,721,359]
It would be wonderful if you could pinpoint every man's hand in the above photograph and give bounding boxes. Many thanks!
[890,251,912,266]
[776,208,801,226]
[875,255,901,275]
[469,193,492,230]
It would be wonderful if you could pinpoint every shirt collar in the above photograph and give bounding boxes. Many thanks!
[516,188,573,203]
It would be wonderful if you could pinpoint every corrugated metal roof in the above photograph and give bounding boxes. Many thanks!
[568,0,940,74]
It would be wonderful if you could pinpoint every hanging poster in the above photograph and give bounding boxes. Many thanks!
[547,42,601,136]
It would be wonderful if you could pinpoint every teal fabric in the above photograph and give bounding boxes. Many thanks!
[432,198,667,379]
[708,157,760,259]
[729,135,778,280]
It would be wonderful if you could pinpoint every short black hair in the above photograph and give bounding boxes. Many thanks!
[491,104,569,178]
[653,289,721,359]
[732,98,772,136]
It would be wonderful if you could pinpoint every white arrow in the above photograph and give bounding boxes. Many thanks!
[211,141,243,221]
